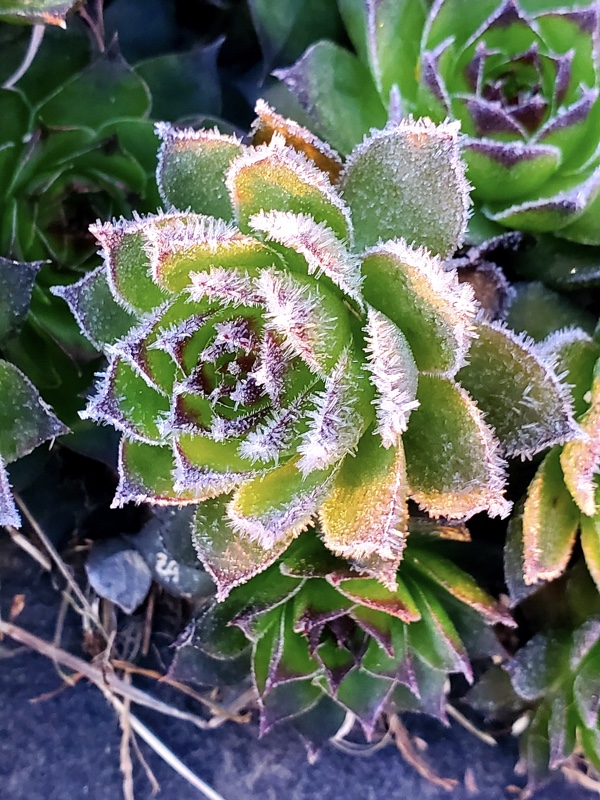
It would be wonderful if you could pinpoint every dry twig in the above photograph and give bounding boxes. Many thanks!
[388,713,458,792]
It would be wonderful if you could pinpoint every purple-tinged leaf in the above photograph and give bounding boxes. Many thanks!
[407,546,515,627]
[486,165,600,241]
[505,634,554,702]
[463,139,561,203]
[504,509,547,609]
[336,667,394,739]
[328,574,421,624]
[291,696,346,762]
[192,498,296,601]
[51,267,136,352]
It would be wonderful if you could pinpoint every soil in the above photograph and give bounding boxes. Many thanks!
[0,537,595,800]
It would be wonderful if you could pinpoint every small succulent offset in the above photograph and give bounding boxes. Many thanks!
[278,0,600,243]
[56,101,579,593]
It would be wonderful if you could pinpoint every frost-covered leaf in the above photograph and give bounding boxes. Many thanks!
[51,267,137,352]
[91,214,172,315]
[458,321,580,459]
[82,358,169,445]
[504,509,547,608]
[328,573,420,623]
[227,134,352,241]
[0,0,76,25]
[538,328,600,418]
[275,41,387,155]
[363,307,419,446]
[156,124,243,220]
[227,459,334,549]
[192,497,296,601]
[249,210,363,304]
[0,258,42,342]
[574,650,600,729]
[560,358,600,516]
[361,241,476,375]
[0,359,68,465]
[85,538,152,614]
[0,457,19,528]
[252,99,343,182]
[522,449,580,585]
[403,374,510,520]
[319,428,408,587]
[113,438,199,508]
[341,118,470,256]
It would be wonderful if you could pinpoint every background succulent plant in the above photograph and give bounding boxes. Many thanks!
[275,0,600,244]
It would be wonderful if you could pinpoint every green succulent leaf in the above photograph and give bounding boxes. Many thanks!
[522,449,580,585]
[38,42,151,129]
[403,374,510,520]
[341,118,470,257]
[338,0,427,106]
[51,266,137,351]
[156,124,243,220]
[0,257,42,342]
[275,41,387,155]
[581,511,600,592]
[458,321,580,459]
[0,359,68,526]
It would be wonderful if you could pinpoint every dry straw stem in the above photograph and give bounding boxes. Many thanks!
[0,620,227,800]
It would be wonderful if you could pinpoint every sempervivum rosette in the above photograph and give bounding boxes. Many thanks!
[279,0,600,243]
[54,101,579,599]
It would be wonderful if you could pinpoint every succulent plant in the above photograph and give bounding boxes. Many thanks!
[0,256,69,527]
[171,525,514,744]
[502,556,600,793]
[276,0,600,244]
[53,101,581,587]
[504,325,600,593]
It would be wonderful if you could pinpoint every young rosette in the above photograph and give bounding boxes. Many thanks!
[279,0,600,243]
[54,101,580,597]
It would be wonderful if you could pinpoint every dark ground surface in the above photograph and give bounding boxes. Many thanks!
[0,536,596,800]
